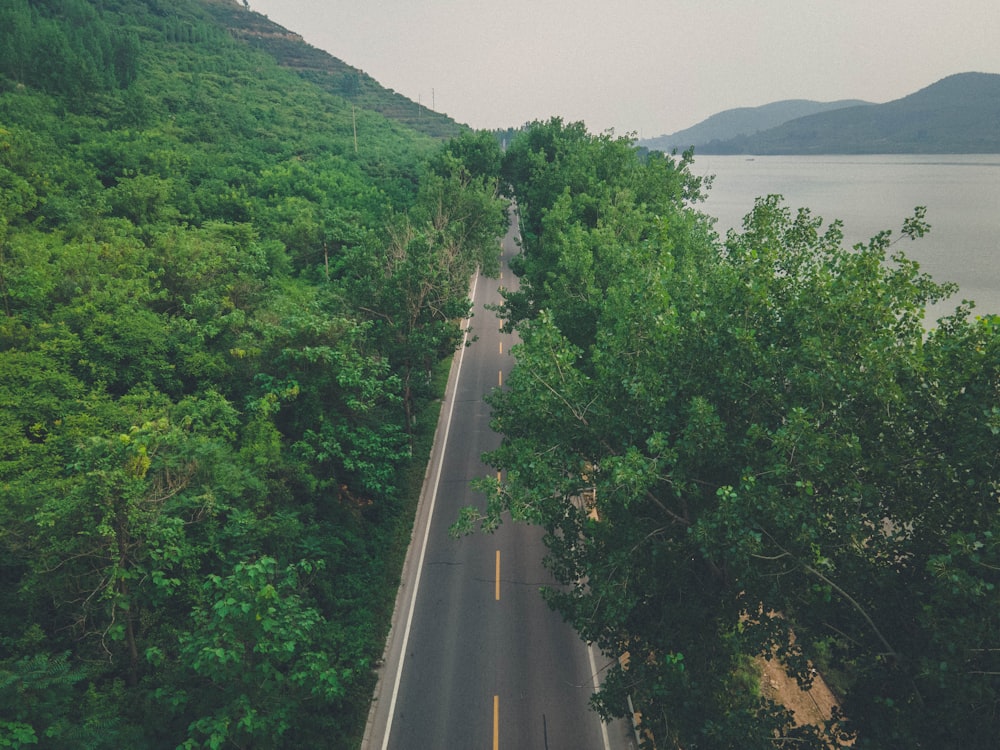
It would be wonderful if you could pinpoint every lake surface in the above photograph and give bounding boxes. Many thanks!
[692,154,1000,322]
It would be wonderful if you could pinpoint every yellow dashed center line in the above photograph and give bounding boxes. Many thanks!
[493,694,500,750]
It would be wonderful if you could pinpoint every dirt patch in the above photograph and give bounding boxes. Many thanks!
[758,655,851,746]
[759,656,837,723]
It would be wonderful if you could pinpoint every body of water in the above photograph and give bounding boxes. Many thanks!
[693,154,1000,321]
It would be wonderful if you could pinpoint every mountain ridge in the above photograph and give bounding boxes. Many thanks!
[642,72,1000,154]
[642,98,871,153]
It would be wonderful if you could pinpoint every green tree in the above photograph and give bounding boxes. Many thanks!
[174,557,352,749]
[262,302,411,498]
[341,144,507,430]
[497,118,708,348]
[0,650,127,749]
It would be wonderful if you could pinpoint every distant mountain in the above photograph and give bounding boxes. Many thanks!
[695,72,1000,154]
[641,99,870,153]
[199,0,464,139]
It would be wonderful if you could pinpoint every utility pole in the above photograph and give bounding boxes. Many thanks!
[353,105,358,153]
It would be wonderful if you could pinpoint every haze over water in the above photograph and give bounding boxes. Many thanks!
[694,154,1000,322]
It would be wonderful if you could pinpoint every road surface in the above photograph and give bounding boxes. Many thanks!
[364,218,634,750]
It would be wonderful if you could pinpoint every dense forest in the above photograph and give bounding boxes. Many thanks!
[0,0,506,747]
[461,120,1000,748]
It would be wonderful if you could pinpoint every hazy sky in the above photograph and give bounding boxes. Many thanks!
[245,0,1000,137]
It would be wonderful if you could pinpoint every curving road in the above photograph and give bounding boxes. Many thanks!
[364,218,633,750]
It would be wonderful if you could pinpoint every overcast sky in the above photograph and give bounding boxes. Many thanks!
[245,0,1000,137]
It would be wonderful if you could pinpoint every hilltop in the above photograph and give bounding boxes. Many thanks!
[664,72,1000,154]
[199,0,464,139]
[641,98,870,153]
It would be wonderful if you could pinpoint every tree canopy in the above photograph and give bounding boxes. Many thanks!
[463,118,1000,748]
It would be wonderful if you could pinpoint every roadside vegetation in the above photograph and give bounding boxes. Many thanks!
[460,118,1000,748]
[0,1,506,747]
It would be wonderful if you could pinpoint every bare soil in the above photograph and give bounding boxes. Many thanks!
[758,655,838,724]
[757,655,851,746]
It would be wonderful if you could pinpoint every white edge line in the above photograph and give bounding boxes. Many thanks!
[588,643,612,750]
[379,271,481,750]
[627,694,642,748]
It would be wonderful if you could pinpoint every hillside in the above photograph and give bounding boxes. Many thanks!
[0,0,505,747]
[699,72,1000,154]
[199,0,464,139]
[641,98,870,153]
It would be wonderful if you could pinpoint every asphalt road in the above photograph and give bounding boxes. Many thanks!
[364,219,633,750]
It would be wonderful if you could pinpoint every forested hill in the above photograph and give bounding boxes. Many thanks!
[199,0,464,139]
[0,0,506,747]
[696,71,1000,154]
[640,98,871,154]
